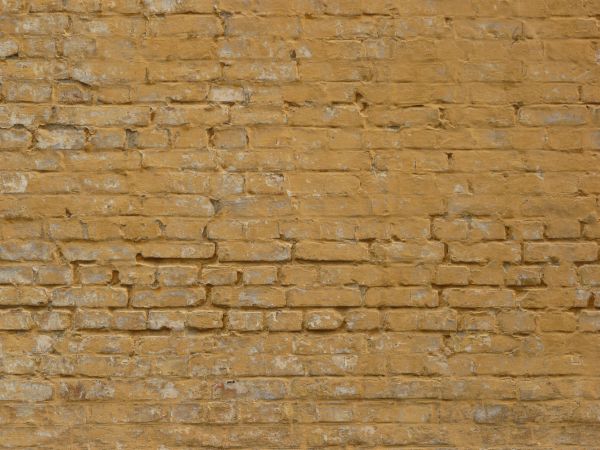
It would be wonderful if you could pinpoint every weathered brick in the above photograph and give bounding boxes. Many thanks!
[138,242,215,259]
[524,242,598,262]
[211,286,285,308]
[449,243,521,263]
[578,311,600,332]
[148,310,186,331]
[36,127,85,150]
[365,287,439,307]
[218,241,291,262]
[187,310,224,330]
[295,241,369,261]
[287,287,362,307]
[242,266,278,285]
[112,310,147,330]
[60,243,136,262]
[51,287,127,308]
[0,380,53,401]
[304,309,343,330]
[130,288,205,308]
[0,266,34,284]
[497,311,536,334]
[34,310,71,331]
[201,266,238,285]
[371,242,445,263]
[443,288,516,308]
[0,240,54,261]
[265,310,303,331]
[344,309,379,331]
[157,265,198,286]
[0,286,47,306]
[227,310,263,331]
[0,309,33,330]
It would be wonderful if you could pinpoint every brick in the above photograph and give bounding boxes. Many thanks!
[138,242,215,259]
[539,312,577,332]
[187,310,224,330]
[371,242,444,263]
[0,39,18,58]
[0,266,33,284]
[36,127,85,150]
[295,241,369,261]
[51,287,127,308]
[365,287,439,307]
[242,266,278,285]
[579,311,600,332]
[227,311,263,331]
[218,241,291,262]
[130,288,205,308]
[524,242,598,262]
[0,309,33,330]
[304,309,343,330]
[209,86,245,103]
[148,310,186,331]
[0,286,47,306]
[117,265,155,285]
[435,265,470,285]
[385,309,458,331]
[210,286,285,308]
[73,310,112,330]
[112,310,147,330]
[0,240,54,261]
[0,380,53,401]
[287,287,362,307]
[497,311,536,334]
[344,309,380,331]
[444,288,516,309]
[157,265,198,286]
[60,243,136,262]
[201,266,238,285]
[34,310,71,331]
[79,265,113,284]
[449,243,521,263]
[265,310,303,331]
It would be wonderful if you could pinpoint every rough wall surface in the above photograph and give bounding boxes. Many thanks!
[1,0,600,448]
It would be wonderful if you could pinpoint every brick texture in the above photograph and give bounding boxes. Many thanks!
[1,1,600,448]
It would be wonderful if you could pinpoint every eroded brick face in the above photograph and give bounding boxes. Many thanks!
[1,0,600,448]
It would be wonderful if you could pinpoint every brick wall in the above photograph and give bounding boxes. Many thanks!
[1,0,600,447]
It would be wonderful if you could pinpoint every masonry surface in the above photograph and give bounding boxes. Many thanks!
[0,0,600,448]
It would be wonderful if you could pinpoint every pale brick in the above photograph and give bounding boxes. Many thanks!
[365,287,439,307]
[295,241,369,261]
[112,310,147,330]
[304,309,343,330]
[211,286,285,308]
[130,288,205,308]
[265,310,303,331]
[148,310,186,331]
[218,241,291,262]
[138,242,215,259]
[443,288,516,308]
[0,309,33,330]
[51,287,127,308]
[227,311,263,331]
[36,127,86,150]
[287,287,362,307]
